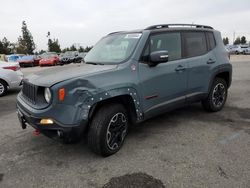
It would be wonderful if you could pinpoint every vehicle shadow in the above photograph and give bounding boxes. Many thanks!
[15,103,237,160]
[0,88,21,117]
[7,88,22,96]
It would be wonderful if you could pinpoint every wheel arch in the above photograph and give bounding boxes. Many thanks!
[88,94,139,125]
[0,78,9,87]
[208,65,232,92]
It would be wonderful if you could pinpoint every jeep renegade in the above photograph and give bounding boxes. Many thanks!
[17,24,232,156]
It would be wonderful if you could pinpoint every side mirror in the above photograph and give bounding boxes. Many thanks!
[149,50,169,66]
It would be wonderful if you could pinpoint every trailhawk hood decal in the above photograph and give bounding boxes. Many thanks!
[26,64,117,87]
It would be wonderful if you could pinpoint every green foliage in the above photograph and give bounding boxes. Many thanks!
[79,46,84,52]
[0,37,12,54]
[223,37,229,45]
[234,36,247,45]
[69,45,77,51]
[38,49,46,55]
[16,21,36,54]
[240,36,246,44]
[234,37,241,45]
[62,45,92,53]
[84,46,92,52]
[47,31,61,53]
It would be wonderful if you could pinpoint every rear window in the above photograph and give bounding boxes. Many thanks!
[207,32,216,50]
[183,32,207,58]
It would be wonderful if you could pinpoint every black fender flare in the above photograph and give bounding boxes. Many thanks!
[208,64,232,94]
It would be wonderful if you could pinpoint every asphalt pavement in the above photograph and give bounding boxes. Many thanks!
[0,58,249,188]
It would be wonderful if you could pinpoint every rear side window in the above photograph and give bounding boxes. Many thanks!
[207,32,216,50]
[142,32,182,62]
[183,32,207,58]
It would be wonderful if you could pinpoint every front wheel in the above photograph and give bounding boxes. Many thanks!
[87,103,128,157]
[0,80,8,97]
[202,78,228,112]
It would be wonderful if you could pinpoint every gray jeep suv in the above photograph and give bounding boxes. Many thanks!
[17,24,232,156]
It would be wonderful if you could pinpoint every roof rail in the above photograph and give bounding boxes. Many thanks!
[145,24,213,30]
[108,31,124,35]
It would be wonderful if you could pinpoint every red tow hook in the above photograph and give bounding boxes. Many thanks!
[33,129,40,136]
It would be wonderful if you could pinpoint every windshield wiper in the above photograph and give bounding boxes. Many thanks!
[85,62,104,65]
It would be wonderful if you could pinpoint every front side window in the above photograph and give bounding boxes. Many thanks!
[183,32,207,58]
[84,33,141,64]
[142,32,182,62]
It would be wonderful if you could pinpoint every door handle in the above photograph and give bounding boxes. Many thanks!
[207,59,216,64]
[175,65,186,72]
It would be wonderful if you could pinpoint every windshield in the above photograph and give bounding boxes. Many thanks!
[8,55,19,62]
[64,51,75,56]
[84,33,142,64]
[41,53,57,59]
[20,56,34,60]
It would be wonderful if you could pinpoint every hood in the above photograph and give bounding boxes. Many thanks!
[26,63,117,87]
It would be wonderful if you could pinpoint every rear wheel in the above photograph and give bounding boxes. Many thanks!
[87,103,128,157]
[0,80,8,97]
[202,78,228,112]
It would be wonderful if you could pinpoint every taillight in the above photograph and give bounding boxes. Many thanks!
[3,65,20,71]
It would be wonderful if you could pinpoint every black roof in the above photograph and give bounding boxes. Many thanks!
[108,24,214,35]
[145,24,213,30]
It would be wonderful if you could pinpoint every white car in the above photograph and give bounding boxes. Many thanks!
[242,47,250,55]
[0,61,24,96]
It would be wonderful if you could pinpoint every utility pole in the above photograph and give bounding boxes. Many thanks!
[233,31,235,45]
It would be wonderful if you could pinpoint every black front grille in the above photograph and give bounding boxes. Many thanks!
[22,81,37,104]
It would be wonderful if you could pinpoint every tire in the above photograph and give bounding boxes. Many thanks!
[0,80,8,97]
[202,78,228,112]
[87,103,128,157]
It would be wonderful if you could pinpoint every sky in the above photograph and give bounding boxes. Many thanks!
[1,0,250,51]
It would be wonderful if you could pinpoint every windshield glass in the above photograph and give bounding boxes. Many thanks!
[8,55,19,62]
[41,54,57,58]
[84,33,142,64]
[20,55,34,60]
[64,51,75,56]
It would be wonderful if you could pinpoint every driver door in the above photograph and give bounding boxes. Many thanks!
[138,32,188,118]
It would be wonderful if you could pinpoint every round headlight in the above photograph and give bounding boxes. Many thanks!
[44,88,51,103]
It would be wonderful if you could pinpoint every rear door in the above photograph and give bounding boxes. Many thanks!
[183,31,217,99]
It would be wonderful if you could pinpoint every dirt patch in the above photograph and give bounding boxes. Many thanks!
[103,172,165,188]
[236,108,250,120]
[0,173,4,182]
[217,166,229,179]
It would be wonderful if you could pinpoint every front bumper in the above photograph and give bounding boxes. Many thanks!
[9,70,23,89]
[16,94,88,139]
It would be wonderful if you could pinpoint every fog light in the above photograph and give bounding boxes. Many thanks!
[40,119,54,125]
[57,130,63,138]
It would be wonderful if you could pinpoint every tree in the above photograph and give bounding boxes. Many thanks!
[84,46,93,52]
[16,36,26,54]
[16,21,36,54]
[79,46,84,52]
[47,31,61,53]
[223,37,229,45]
[69,45,77,51]
[234,37,241,45]
[240,36,246,44]
[38,50,46,54]
[48,39,61,53]
[0,37,12,54]
[62,47,70,53]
